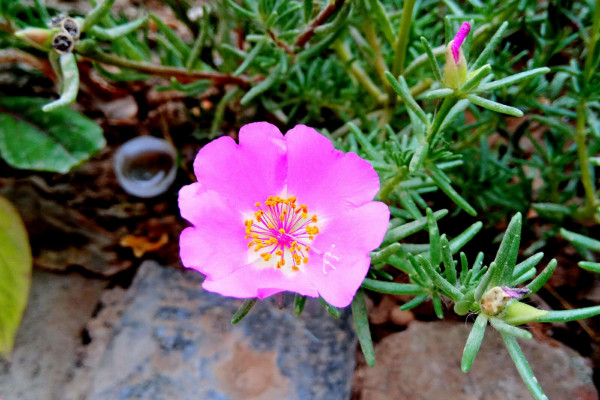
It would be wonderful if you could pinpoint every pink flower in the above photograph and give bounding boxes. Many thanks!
[451,22,471,63]
[178,122,389,308]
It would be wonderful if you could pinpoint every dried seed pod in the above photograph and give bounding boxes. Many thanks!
[49,14,68,28]
[61,17,80,39]
[480,286,510,315]
[52,33,74,54]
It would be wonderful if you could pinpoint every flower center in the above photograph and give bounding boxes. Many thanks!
[244,195,319,272]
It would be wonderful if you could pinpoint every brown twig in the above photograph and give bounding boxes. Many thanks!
[76,45,252,87]
[267,30,294,54]
[0,48,56,80]
[294,0,345,49]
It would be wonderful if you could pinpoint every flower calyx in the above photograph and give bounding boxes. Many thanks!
[444,22,470,89]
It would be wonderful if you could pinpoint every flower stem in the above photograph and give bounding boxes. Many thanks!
[427,96,458,143]
[575,102,598,217]
[391,0,416,78]
[575,0,600,220]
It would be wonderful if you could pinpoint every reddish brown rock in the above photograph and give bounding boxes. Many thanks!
[359,321,597,400]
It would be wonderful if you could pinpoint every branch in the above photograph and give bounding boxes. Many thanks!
[294,0,345,49]
[76,44,251,87]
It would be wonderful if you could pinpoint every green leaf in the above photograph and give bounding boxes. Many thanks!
[400,294,428,310]
[441,235,457,286]
[231,298,258,324]
[294,294,307,316]
[579,261,600,273]
[385,72,429,125]
[370,243,402,264]
[319,297,341,318]
[472,21,508,70]
[561,228,600,252]
[409,142,429,172]
[524,259,557,297]
[536,305,600,323]
[427,208,441,267]
[149,13,191,59]
[490,318,532,340]
[43,53,80,112]
[420,36,443,81]
[362,278,425,295]
[417,255,462,301]
[454,289,475,315]
[432,293,444,319]
[512,252,544,279]
[461,314,487,372]
[0,97,105,173]
[240,66,280,105]
[477,67,550,92]
[89,17,147,40]
[382,209,448,244]
[460,64,491,92]
[428,165,477,216]
[0,196,32,357]
[352,289,375,367]
[449,222,483,254]
[501,333,549,400]
[82,0,116,32]
[466,94,524,117]
[492,213,522,286]
[421,88,454,99]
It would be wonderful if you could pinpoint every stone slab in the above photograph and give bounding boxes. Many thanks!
[0,270,107,400]
[74,261,356,400]
[358,320,598,400]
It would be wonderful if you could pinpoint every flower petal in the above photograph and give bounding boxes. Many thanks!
[202,263,319,300]
[285,125,380,214]
[179,184,248,280]
[305,201,390,307]
[193,122,287,210]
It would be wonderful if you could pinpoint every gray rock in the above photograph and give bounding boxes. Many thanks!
[0,270,107,400]
[74,261,356,400]
[358,321,598,400]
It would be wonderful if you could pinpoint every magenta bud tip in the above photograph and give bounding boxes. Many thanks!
[451,22,471,62]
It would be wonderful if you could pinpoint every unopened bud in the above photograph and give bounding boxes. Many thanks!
[14,28,54,51]
[503,301,549,326]
[444,22,470,89]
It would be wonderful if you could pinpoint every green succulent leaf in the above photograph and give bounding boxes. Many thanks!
[0,97,105,173]
[0,196,32,357]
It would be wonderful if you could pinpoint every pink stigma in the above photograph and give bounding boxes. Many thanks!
[451,22,471,63]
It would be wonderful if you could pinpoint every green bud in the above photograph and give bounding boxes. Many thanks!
[14,28,56,52]
[503,301,549,325]
[444,42,468,89]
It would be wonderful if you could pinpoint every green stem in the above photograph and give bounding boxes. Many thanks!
[427,96,458,143]
[575,0,600,219]
[575,102,598,214]
[379,167,406,201]
[361,3,388,88]
[391,0,416,78]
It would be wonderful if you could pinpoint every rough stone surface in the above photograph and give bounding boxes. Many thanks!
[0,270,107,400]
[70,261,356,400]
[358,321,598,400]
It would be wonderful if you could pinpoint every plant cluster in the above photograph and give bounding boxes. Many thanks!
[1,1,600,399]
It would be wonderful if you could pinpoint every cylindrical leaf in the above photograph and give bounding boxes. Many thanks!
[461,314,487,372]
